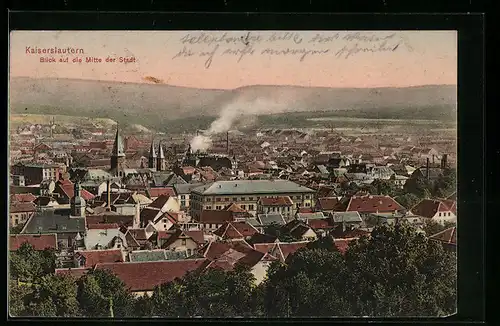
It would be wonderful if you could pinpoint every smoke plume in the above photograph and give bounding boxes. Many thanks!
[190,89,296,152]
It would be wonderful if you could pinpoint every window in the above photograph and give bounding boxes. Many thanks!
[249,197,254,201]
[305,195,310,199]
[14,219,19,225]
[305,203,311,207]
[225,198,230,201]
[249,205,254,210]
[182,239,186,246]
[296,203,300,209]
[164,224,167,229]
[181,201,186,206]
[163,219,167,223]
[216,198,221,202]
[206,198,211,202]
[116,244,121,249]
[206,206,212,210]
[242,205,246,209]
[216,206,221,210]
[181,195,185,199]
[187,249,192,256]
[448,212,451,216]
[438,213,441,217]
[241,197,246,201]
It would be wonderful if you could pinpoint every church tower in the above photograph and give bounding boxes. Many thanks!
[156,141,166,171]
[110,125,126,177]
[70,182,86,217]
[148,140,157,170]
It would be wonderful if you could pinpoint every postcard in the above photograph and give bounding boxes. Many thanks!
[8,30,457,318]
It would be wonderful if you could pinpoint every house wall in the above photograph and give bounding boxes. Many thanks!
[160,198,181,214]
[10,211,35,227]
[300,229,318,241]
[251,261,272,285]
[190,192,315,220]
[257,204,293,218]
[133,291,154,298]
[179,193,190,210]
[432,211,456,225]
[163,238,198,256]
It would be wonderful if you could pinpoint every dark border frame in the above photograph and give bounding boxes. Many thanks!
[5,11,485,324]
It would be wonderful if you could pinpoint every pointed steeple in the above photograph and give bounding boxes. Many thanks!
[158,142,165,159]
[112,125,125,157]
[149,140,157,158]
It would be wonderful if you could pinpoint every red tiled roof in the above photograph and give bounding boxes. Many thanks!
[253,243,277,254]
[317,197,343,211]
[185,230,205,244]
[10,202,37,213]
[346,195,405,213]
[128,229,149,241]
[410,199,456,219]
[10,234,58,251]
[306,218,335,230]
[58,183,95,200]
[333,239,356,254]
[198,210,234,224]
[258,196,293,206]
[75,249,124,268]
[140,208,161,224]
[148,194,173,209]
[11,193,37,203]
[87,223,120,230]
[55,267,90,279]
[224,203,247,213]
[85,215,134,228]
[95,259,208,292]
[298,207,315,214]
[182,166,196,175]
[147,188,176,199]
[273,242,309,262]
[213,221,259,239]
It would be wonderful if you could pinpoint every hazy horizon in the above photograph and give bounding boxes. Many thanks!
[9,75,457,90]
[10,30,457,89]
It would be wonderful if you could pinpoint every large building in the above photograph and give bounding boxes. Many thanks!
[190,180,315,220]
[11,162,62,185]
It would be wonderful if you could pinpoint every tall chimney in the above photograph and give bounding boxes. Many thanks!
[432,155,435,165]
[426,158,430,182]
[441,154,448,169]
[106,179,111,210]
[226,131,229,155]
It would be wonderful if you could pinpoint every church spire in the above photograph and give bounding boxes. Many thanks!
[149,140,157,158]
[158,142,165,159]
[112,124,125,157]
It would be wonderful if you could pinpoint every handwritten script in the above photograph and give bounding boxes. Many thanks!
[172,32,413,69]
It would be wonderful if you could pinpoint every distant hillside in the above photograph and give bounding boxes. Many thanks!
[9,77,457,132]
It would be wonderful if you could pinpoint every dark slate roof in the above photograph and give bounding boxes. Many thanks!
[22,208,86,234]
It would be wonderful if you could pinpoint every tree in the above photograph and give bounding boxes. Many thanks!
[8,279,34,317]
[343,224,456,317]
[368,179,398,197]
[422,219,456,237]
[9,243,57,282]
[433,168,457,198]
[10,223,25,234]
[395,193,421,210]
[263,222,296,242]
[23,275,81,317]
[77,269,135,317]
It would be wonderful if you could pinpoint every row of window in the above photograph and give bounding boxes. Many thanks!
[204,195,311,202]
[438,212,453,217]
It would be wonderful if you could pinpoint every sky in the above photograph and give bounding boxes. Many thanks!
[10,30,457,89]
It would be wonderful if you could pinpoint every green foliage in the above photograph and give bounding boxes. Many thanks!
[422,219,456,237]
[8,279,34,317]
[395,193,421,210]
[22,275,81,317]
[263,222,296,242]
[77,269,135,318]
[141,266,261,318]
[262,224,456,317]
[9,243,57,282]
[10,223,25,234]
[367,179,400,197]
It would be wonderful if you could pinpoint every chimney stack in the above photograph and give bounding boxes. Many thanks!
[226,131,229,155]
[441,154,448,169]
[106,179,111,210]
[426,158,430,182]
